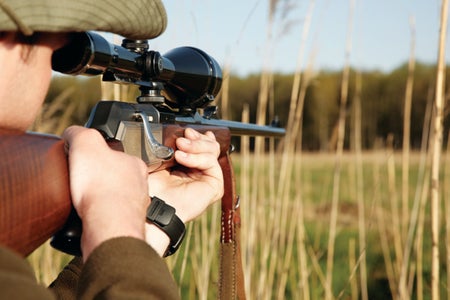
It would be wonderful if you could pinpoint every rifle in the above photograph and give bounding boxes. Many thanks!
[0,32,285,299]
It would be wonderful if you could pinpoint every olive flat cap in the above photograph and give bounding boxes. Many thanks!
[0,0,167,39]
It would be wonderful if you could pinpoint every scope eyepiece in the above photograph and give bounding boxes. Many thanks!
[52,31,222,110]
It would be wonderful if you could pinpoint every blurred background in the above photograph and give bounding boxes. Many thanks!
[30,1,450,299]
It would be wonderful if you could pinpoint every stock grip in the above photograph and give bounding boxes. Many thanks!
[50,209,82,256]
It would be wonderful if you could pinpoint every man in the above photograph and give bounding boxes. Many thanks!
[0,0,224,299]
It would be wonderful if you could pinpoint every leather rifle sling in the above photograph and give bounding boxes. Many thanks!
[218,152,246,300]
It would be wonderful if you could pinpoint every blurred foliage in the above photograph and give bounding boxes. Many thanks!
[221,61,448,151]
[32,76,100,135]
[45,62,449,151]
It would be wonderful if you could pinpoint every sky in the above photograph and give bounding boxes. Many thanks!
[144,0,449,76]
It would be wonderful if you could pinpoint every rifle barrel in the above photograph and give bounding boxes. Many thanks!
[174,114,285,137]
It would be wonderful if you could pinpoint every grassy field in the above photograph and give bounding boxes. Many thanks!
[29,150,449,299]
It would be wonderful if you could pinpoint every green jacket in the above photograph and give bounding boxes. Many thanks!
[0,237,180,299]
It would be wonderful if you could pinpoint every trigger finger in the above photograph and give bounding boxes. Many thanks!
[176,136,220,157]
[174,151,218,170]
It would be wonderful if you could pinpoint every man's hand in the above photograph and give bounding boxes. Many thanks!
[145,128,224,256]
[147,128,224,223]
[64,126,224,258]
[63,126,150,260]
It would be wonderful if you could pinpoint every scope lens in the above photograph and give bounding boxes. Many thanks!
[52,32,93,74]
[161,46,222,109]
[52,32,114,76]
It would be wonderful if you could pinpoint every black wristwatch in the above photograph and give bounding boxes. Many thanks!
[146,196,186,257]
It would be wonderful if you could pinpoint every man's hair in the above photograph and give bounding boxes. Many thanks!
[0,31,40,60]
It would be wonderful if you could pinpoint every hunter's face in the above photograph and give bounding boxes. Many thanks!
[0,32,69,131]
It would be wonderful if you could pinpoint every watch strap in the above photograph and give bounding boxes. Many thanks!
[146,196,185,256]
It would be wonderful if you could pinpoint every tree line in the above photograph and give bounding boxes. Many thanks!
[45,62,450,151]
[222,62,450,151]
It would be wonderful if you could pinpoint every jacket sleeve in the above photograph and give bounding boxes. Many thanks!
[77,237,181,300]
[0,246,56,299]
[48,256,83,300]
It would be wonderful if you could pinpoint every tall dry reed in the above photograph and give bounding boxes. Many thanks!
[325,1,354,299]
[352,69,368,300]
[401,16,416,247]
[412,86,434,300]
[398,15,416,300]
[445,134,450,300]
[430,1,448,299]
[274,0,316,298]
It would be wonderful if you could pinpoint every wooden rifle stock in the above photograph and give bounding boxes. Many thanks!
[0,129,71,256]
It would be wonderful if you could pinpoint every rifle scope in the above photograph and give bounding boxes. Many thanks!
[52,32,222,110]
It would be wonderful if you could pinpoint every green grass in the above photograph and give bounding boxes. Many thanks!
[162,151,447,299]
[29,151,449,299]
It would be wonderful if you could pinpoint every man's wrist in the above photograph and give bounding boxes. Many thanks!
[145,223,171,257]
